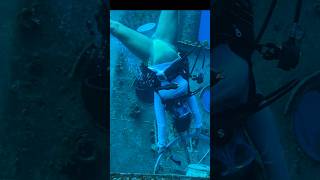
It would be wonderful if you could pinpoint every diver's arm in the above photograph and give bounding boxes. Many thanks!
[110,20,152,64]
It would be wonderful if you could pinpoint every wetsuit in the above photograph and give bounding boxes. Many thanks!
[149,39,203,149]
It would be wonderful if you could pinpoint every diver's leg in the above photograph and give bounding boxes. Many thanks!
[246,107,290,180]
[150,10,180,65]
[110,20,152,62]
[187,95,202,129]
[154,92,167,149]
[152,10,178,44]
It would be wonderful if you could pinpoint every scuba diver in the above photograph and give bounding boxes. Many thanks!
[110,11,203,154]
[213,0,303,179]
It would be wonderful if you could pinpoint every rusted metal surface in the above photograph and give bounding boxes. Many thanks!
[110,172,210,180]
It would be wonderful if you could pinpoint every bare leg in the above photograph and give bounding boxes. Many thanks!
[110,11,180,65]
[110,20,152,63]
[150,10,180,65]
[153,10,178,44]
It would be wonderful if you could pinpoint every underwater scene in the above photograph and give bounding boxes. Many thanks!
[110,10,211,179]
[212,0,320,179]
[0,0,320,180]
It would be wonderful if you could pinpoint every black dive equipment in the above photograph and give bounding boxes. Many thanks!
[214,0,303,70]
[167,98,193,133]
[212,2,305,177]
[213,0,304,146]
[255,0,304,71]
[134,41,208,102]
[134,42,208,132]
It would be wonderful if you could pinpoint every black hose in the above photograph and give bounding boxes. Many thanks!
[263,79,299,101]
[180,45,199,59]
[255,79,299,112]
[293,0,303,23]
[190,48,202,74]
[256,0,303,44]
[255,0,277,44]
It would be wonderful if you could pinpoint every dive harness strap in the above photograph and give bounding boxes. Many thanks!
[144,44,206,94]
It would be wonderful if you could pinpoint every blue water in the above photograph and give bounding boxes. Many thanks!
[110,10,211,174]
[198,10,210,47]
